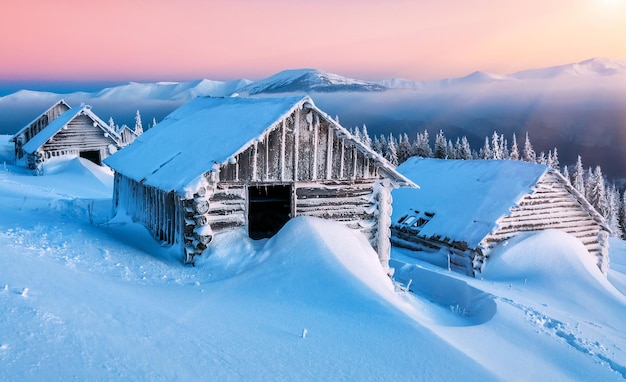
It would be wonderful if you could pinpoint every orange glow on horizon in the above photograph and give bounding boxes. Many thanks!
[1,0,625,82]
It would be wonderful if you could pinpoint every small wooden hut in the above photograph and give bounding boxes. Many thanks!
[104,95,415,270]
[117,124,141,146]
[10,101,121,171]
[391,158,610,276]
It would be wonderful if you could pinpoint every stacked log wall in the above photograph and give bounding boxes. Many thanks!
[295,181,379,246]
[483,171,610,271]
[15,102,71,159]
[40,114,116,159]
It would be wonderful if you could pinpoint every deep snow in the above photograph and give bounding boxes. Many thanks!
[2,139,626,380]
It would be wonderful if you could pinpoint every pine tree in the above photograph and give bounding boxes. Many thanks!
[562,165,570,184]
[537,151,547,165]
[501,137,508,158]
[397,133,412,163]
[523,132,536,163]
[379,134,388,156]
[151,117,157,130]
[621,191,626,239]
[108,117,116,132]
[585,167,595,201]
[385,134,399,166]
[361,124,372,148]
[547,148,559,170]
[372,136,383,155]
[413,130,432,158]
[352,126,362,142]
[458,136,472,160]
[446,139,456,160]
[510,133,520,160]
[491,132,502,159]
[589,166,609,217]
[434,130,447,159]
[134,110,143,135]
[480,137,492,159]
[572,156,585,195]
[607,184,623,238]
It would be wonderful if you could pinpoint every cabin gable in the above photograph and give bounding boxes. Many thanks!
[218,108,378,184]
[38,113,118,165]
[483,170,610,272]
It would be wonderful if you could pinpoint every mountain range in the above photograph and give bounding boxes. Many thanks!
[1,57,625,179]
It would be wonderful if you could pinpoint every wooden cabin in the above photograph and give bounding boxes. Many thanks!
[117,124,141,146]
[104,96,415,270]
[391,158,610,276]
[10,101,121,171]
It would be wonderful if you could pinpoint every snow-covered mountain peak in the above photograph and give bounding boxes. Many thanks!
[510,57,626,80]
[237,68,386,95]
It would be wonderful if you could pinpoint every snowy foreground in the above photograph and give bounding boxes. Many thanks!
[2,144,626,380]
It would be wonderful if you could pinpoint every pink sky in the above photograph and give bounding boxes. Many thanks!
[1,0,625,82]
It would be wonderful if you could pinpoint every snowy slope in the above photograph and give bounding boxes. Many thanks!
[2,137,626,380]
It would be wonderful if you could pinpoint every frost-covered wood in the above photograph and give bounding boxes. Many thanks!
[106,96,414,268]
[483,171,609,272]
[10,100,71,160]
[11,101,121,170]
[391,159,610,277]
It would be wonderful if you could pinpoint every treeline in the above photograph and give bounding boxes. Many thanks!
[349,125,626,239]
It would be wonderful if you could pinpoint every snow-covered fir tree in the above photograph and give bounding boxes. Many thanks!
[607,184,623,238]
[621,191,626,239]
[457,136,472,160]
[491,132,502,159]
[501,135,509,159]
[413,130,432,158]
[361,124,372,148]
[352,126,362,143]
[537,151,547,165]
[479,137,492,159]
[510,133,520,160]
[589,166,609,217]
[397,133,412,163]
[108,117,116,132]
[446,139,456,160]
[548,148,559,170]
[562,165,570,184]
[523,132,536,163]
[434,130,447,159]
[372,135,383,155]
[385,134,399,166]
[572,156,586,195]
[134,110,143,135]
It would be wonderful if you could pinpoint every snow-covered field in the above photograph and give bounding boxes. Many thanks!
[1,135,626,381]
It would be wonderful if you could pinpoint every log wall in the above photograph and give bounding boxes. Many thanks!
[40,114,117,160]
[484,171,610,271]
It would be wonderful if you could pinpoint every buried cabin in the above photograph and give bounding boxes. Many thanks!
[104,96,415,270]
[391,158,610,276]
[10,100,121,171]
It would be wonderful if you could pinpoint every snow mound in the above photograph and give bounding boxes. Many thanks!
[43,157,113,190]
[200,216,398,303]
[483,230,625,304]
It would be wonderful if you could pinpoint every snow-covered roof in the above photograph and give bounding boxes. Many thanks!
[105,95,414,195]
[392,158,550,248]
[22,105,119,154]
[10,99,71,142]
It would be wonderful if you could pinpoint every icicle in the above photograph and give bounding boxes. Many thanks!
[306,111,313,131]
[280,119,286,181]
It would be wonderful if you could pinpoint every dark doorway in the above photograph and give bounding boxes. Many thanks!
[80,150,101,165]
[248,185,291,239]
